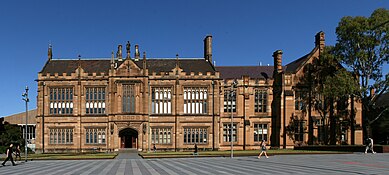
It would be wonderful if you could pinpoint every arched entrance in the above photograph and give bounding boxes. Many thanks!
[119,128,138,148]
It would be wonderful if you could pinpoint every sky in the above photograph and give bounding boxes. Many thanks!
[0,0,388,117]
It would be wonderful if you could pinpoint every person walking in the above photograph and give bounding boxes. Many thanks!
[258,140,269,159]
[15,145,21,161]
[153,144,157,153]
[2,143,16,166]
[193,144,198,155]
[365,137,376,154]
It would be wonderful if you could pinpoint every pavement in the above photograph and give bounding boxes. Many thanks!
[115,149,142,159]
[1,153,388,174]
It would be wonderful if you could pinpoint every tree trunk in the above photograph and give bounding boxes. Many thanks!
[330,98,336,145]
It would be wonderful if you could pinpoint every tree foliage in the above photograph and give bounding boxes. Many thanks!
[0,123,23,153]
[288,46,357,145]
[335,8,389,137]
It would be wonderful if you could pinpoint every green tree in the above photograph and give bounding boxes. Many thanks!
[294,46,357,145]
[335,8,389,139]
[0,124,23,153]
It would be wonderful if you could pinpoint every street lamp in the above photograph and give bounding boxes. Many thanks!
[22,86,29,162]
[230,80,237,158]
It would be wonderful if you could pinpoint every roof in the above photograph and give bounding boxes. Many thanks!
[285,53,310,73]
[215,66,273,79]
[285,47,319,73]
[40,58,216,76]
[134,59,216,75]
[40,60,111,75]
[2,109,37,125]
[376,92,389,108]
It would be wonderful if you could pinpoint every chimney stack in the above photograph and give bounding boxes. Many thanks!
[370,88,375,97]
[315,31,325,53]
[117,44,123,61]
[48,44,52,61]
[204,35,212,63]
[143,52,147,73]
[135,44,140,61]
[126,41,131,59]
[273,50,283,73]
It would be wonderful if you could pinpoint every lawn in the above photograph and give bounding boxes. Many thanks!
[1,153,118,160]
[139,149,350,158]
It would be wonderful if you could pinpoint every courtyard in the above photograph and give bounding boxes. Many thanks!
[1,153,388,174]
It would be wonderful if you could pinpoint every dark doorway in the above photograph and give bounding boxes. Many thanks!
[119,128,138,148]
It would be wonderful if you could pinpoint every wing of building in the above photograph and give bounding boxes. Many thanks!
[30,33,363,153]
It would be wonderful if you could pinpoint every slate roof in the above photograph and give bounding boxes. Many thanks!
[376,92,389,108]
[40,60,111,75]
[215,66,274,79]
[134,59,216,75]
[285,53,310,73]
[40,58,216,75]
[285,47,319,73]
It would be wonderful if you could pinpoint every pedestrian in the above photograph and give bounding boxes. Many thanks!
[258,140,269,159]
[364,137,376,154]
[15,145,21,161]
[153,144,156,153]
[2,143,16,166]
[194,144,198,155]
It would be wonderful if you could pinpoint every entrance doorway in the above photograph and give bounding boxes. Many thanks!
[119,128,138,148]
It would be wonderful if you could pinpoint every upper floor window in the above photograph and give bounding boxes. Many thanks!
[49,87,73,115]
[224,89,236,112]
[86,87,106,114]
[295,91,306,110]
[152,87,172,114]
[184,87,207,114]
[122,84,135,113]
[254,89,267,113]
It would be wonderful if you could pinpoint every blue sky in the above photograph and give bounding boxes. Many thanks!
[0,0,388,117]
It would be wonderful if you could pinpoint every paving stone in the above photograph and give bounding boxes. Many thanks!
[1,153,388,175]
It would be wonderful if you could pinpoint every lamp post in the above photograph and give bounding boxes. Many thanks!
[22,86,29,162]
[230,81,237,158]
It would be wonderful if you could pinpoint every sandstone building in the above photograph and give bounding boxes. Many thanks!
[34,32,363,153]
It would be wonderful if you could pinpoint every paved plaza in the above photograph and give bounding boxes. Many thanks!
[1,153,388,175]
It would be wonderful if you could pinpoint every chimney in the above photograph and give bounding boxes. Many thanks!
[111,51,115,67]
[370,88,375,97]
[204,35,212,63]
[48,44,52,60]
[117,44,123,61]
[126,41,131,59]
[143,52,147,74]
[135,44,140,61]
[315,31,325,53]
[273,50,283,73]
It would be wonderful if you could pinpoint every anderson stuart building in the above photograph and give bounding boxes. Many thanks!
[33,32,363,153]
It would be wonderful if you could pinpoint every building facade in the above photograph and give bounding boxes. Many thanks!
[35,32,363,153]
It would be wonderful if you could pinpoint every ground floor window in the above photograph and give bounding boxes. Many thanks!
[85,128,106,144]
[294,121,306,142]
[183,128,208,144]
[223,123,237,142]
[254,123,268,142]
[151,127,172,144]
[49,128,73,144]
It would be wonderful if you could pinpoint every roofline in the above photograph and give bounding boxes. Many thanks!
[51,57,205,60]
[286,46,319,73]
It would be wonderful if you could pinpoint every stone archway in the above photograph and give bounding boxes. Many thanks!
[119,128,138,148]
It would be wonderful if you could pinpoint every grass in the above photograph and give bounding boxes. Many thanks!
[139,149,350,158]
[1,153,118,160]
